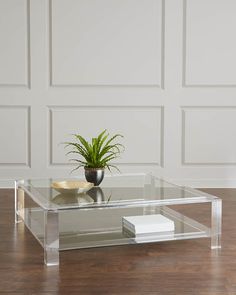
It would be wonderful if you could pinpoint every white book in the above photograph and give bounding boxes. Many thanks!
[122,214,175,234]
[123,227,174,242]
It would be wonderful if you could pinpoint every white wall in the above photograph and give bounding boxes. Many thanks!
[0,0,236,187]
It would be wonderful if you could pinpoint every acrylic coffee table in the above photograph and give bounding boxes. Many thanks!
[15,173,222,266]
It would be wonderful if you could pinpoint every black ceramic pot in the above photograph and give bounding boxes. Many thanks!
[84,167,105,186]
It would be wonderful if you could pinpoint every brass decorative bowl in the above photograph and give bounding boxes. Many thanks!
[51,181,94,195]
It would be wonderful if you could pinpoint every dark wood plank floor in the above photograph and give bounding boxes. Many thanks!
[0,188,236,295]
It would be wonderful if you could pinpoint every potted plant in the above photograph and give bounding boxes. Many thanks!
[64,130,124,186]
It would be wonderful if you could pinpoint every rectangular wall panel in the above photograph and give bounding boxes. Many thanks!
[0,106,30,166]
[50,0,163,86]
[182,107,236,165]
[183,0,236,86]
[49,107,163,166]
[0,0,30,87]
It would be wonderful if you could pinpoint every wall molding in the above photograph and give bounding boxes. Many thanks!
[181,106,236,165]
[48,105,164,167]
[182,0,236,88]
[48,0,165,88]
[0,0,31,89]
[0,105,31,167]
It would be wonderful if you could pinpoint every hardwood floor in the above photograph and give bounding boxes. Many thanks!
[0,188,236,294]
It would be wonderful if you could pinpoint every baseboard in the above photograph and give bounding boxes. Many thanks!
[169,178,236,188]
[0,179,15,188]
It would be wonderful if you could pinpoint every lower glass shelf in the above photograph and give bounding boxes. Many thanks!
[20,205,211,251]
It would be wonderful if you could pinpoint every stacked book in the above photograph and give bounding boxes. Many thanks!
[122,214,175,242]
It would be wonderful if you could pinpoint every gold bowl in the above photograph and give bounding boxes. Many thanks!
[51,180,94,195]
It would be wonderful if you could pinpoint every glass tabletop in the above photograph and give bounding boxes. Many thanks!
[17,173,217,210]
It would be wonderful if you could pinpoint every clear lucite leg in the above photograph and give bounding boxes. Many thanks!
[211,198,222,249]
[14,180,25,224]
[44,210,59,266]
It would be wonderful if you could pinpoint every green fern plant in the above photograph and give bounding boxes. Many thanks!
[64,130,124,172]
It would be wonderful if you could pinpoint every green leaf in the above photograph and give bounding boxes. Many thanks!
[106,164,120,172]
[74,134,91,153]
